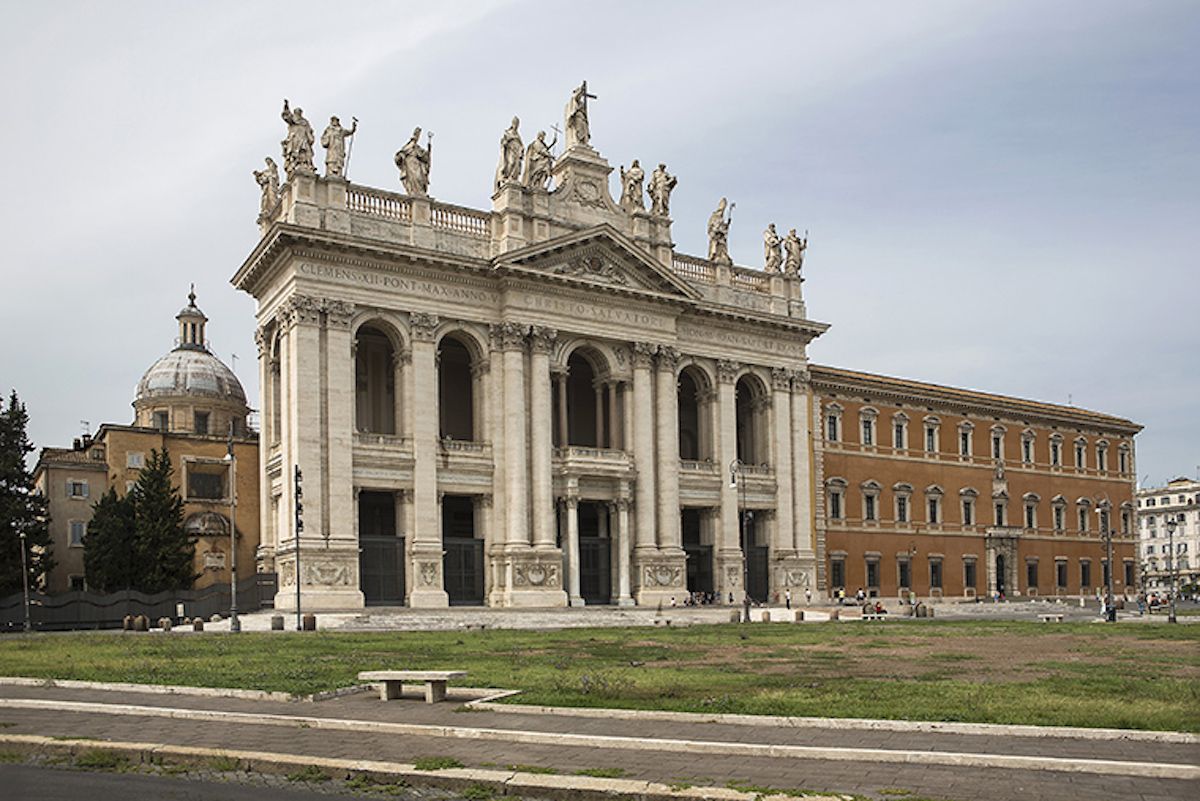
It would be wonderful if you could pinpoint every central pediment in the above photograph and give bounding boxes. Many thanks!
[493,224,702,301]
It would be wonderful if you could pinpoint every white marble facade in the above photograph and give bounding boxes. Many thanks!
[235,95,827,609]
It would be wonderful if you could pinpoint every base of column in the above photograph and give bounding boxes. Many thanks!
[714,548,746,601]
[569,595,586,607]
[616,596,636,607]
[408,546,450,608]
[632,548,687,607]
[488,549,568,608]
[773,551,817,597]
[274,547,365,611]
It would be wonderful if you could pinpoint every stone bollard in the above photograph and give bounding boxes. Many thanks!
[794,610,805,622]
[729,609,741,623]
[302,613,317,631]
[122,615,134,631]
[133,615,149,632]
[760,610,771,623]
[915,604,927,618]
[271,615,285,631]
[210,613,223,623]
[158,617,172,632]
[1079,596,1086,608]
[828,608,839,621]
[193,618,205,631]
[927,606,935,618]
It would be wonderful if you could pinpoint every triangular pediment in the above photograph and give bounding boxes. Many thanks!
[493,224,702,300]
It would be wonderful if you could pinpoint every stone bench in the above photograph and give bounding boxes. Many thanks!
[861,613,887,621]
[358,670,467,703]
[1038,613,1065,623]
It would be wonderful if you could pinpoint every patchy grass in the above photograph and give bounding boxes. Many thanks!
[0,621,1196,731]
[285,764,330,783]
[74,749,129,771]
[575,767,626,778]
[412,756,464,771]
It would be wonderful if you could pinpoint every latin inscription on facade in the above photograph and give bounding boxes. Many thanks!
[297,262,495,305]
[677,321,805,360]
[517,293,670,332]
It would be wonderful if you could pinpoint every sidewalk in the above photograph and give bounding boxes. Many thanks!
[1,681,1196,801]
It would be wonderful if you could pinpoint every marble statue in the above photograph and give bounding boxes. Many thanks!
[320,115,357,178]
[783,228,807,275]
[280,99,315,178]
[495,116,523,190]
[565,81,595,148]
[763,223,783,273]
[395,127,432,195]
[707,198,734,265]
[619,160,645,211]
[522,130,556,190]
[253,157,280,219]
[647,163,677,217]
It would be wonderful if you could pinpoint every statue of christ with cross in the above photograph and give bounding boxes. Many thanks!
[565,81,596,148]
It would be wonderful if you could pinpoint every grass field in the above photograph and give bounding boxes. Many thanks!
[1,620,1196,732]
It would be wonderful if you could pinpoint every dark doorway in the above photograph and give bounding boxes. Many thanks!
[438,337,474,440]
[741,511,768,602]
[578,501,611,604]
[682,508,713,594]
[442,495,483,605]
[358,491,405,605]
[355,326,396,434]
[995,554,1007,597]
[678,370,701,460]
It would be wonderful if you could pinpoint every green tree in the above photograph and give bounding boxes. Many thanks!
[83,488,136,593]
[0,390,53,596]
[129,448,195,593]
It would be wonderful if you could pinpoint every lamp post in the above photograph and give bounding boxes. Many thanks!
[1166,514,1178,624]
[729,459,751,616]
[1096,501,1116,622]
[224,424,240,633]
[18,530,31,633]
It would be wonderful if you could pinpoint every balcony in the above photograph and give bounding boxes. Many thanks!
[553,446,632,477]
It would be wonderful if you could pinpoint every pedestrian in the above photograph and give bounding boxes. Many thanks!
[805,587,812,605]
[785,588,792,609]
[742,592,752,623]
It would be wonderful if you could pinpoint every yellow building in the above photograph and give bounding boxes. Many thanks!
[34,290,259,594]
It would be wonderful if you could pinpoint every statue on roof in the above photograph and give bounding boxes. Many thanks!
[783,228,807,276]
[253,157,280,220]
[280,99,315,179]
[395,127,432,196]
[522,130,556,190]
[763,223,783,272]
[495,116,523,191]
[320,115,357,178]
[647,163,677,217]
[565,81,595,148]
[707,198,734,265]
[619,160,645,212]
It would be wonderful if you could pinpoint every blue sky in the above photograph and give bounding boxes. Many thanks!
[1,0,1196,486]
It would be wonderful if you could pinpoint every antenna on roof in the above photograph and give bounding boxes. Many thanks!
[231,353,238,375]
[79,420,90,434]
[1067,393,1073,406]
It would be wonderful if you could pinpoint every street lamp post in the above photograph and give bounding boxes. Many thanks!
[225,424,240,633]
[18,530,31,633]
[729,459,751,618]
[1166,514,1178,624]
[1096,501,1116,622]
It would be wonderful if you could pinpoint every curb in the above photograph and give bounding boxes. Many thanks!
[465,699,1200,745]
[2,698,1196,779]
[0,734,842,801]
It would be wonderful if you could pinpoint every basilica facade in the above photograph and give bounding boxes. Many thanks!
[236,89,1137,611]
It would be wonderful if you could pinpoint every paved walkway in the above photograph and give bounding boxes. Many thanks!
[1,683,1196,801]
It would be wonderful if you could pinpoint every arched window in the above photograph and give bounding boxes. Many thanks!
[438,335,475,440]
[677,367,712,460]
[735,374,768,464]
[355,324,396,434]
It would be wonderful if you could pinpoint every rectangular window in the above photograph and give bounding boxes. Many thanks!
[927,497,940,524]
[1054,506,1065,531]
[893,422,905,449]
[992,434,1003,459]
[1056,561,1068,588]
[69,520,86,546]
[1081,561,1092,590]
[898,559,911,589]
[861,419,874,445]
[194,411,210,435]
[1022,438,1033,463]
[831,559,846,589]
[1050,441,1061,466]
[1118,450,1129,473]
[829,490,843,520]
[67,480,89,499]
[1024,504,1036,529]
[153,411,169,431]
[1078,508,1088,533]
[1026,561,1038,590]
[964,560,977,590]
[959,431,971,456]
[187,467,226,500]
[126,451,144,469]
[994,502,1005,526]
[896,496,909,523]
[1121,510,1131,535]
[1097,447,1108,472]
[866,560,880,589]
[962,499,974,526]
[929,559,943,589]
[864,495,877,521]
[925,427,937,453]
[826,414,839,441]
[1075,444,1085,468]
[69,575,86,592]
[1123,562,1134,586]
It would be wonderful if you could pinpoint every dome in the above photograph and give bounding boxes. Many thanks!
[135,347,247,407]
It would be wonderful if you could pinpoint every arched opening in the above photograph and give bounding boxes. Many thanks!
[355,325,396,434]
[678,369,702,460]
[566,351,602,447]
[735,375,765,464]
[269,332,282,445]
[438,336,475,440]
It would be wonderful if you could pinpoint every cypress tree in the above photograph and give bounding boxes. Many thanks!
[129,448,195,593]
[0,390,53,596]
[83,488,136,593]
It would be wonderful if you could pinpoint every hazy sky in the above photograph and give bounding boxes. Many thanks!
[1,1,1196,486]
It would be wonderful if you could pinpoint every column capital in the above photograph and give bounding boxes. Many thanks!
[254,326,270,358]
[656,345,680,371]
[771,366,792,391]
[790,367,811,389]
[561,495,580,510]
[410,312,439,341]
[278,293,323,330]
[323,300,356,329]
[489,321,529,351]
[632,341,657,368]
[477,493,493,509]
[716,359,741,384]
[393,348,412,368]
[529,325,558,354]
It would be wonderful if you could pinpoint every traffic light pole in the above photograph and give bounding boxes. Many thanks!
[294,464,303,631]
